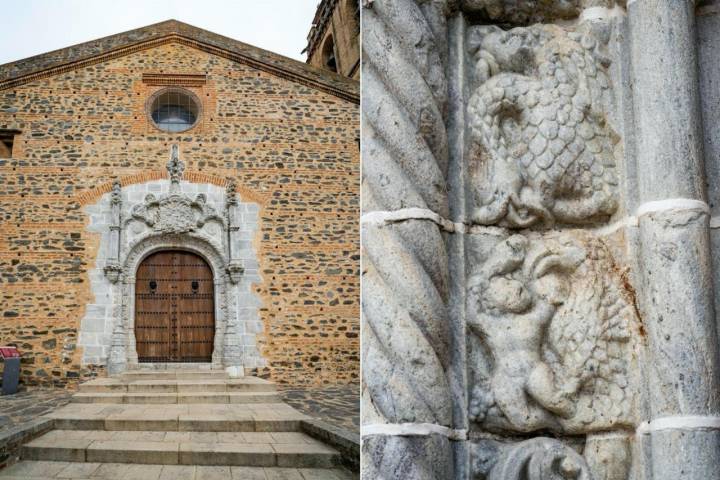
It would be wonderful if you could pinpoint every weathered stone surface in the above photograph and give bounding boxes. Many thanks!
[460,0,626,24]
[360,1,720,479]
[470,437,593,480]
[466,231,638,434]
[466,23,619,227]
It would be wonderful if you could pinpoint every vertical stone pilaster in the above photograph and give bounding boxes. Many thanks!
[628,1,720,478]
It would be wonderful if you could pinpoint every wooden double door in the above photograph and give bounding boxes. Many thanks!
[135,250,215,362]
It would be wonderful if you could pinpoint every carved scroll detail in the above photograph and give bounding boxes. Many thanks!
[467,24,619,228]
[471,438,593,480]
[467,233,636,433]
[361,0,454,477]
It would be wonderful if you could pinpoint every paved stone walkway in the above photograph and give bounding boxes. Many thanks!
[278,385,359,433]
[0,389,72,433]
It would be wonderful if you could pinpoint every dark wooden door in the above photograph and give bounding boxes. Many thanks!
[135,250,215,362]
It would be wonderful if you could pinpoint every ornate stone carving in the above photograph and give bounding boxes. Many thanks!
[103,262,122,284]
[110,178,122,206]
[471,438,593,480]
[467,24,618,227]
[226,261,244,284]
[467,233,636,433]
[104,178,124,283]
[101,146,259,374]
[128,192,224,234]
[166,144,185,185]
[226,179,238,206]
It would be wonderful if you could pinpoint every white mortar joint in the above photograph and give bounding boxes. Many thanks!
[362,423,468,441]
[635,198,710,218]
[636,415,720,435]
[361,208,459,233]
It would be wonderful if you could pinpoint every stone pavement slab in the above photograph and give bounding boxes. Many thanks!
[45,402,309,432]
[20,429,341,468]
[277,386,358,433]
[0,390,72,434]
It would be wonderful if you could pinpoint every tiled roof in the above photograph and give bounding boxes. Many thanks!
[0,19,358,103]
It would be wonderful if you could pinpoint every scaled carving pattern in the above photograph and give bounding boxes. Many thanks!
[467,24,619,227]
[471,438,593,480]
[466,233,637,433]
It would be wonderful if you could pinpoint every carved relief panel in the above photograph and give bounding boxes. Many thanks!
[460,11,637,480]
[466,232,639,434]
[466,22,620,228]
[361,1,708,479]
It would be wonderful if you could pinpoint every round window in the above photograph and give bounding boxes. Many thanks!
[149,89,200,133]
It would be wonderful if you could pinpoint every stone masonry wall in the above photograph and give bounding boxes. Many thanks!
[0,42,359,388]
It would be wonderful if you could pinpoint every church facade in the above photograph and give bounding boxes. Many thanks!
[0,20,359,388]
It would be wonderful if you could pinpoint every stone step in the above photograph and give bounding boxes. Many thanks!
[53,412,301,433]
[71,391,281,404]
[0,460,355,479]
[79,377,276,394]
[21,430,340,468]
[46,402,307,432]
[119,370,229,381]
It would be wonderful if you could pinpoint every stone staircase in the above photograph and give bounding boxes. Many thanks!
[0,371,354,479]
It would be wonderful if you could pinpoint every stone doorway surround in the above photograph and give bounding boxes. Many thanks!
[79,146,265,376]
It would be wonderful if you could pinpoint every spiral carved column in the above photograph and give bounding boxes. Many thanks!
[361,0,456,478]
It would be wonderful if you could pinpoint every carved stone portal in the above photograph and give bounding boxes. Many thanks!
[79,145,264,374]
[466,232,638,434]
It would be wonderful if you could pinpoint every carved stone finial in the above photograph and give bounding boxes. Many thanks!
[166,144,185,185]
[226,179,238,206]
[110,179,122,206]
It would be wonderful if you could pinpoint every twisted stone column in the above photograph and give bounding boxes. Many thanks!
[361,0,456,477]
[629,1,720,478]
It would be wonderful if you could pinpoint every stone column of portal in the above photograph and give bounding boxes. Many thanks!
[224,180,244,284]
[106,179,125,375]
[628,2,720,479]
[222,180,243,374]
[361,0,456,478]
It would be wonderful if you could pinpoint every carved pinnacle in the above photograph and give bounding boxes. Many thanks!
[166,144,185,185]
[226,178,238,206]
[110,178,122,206]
